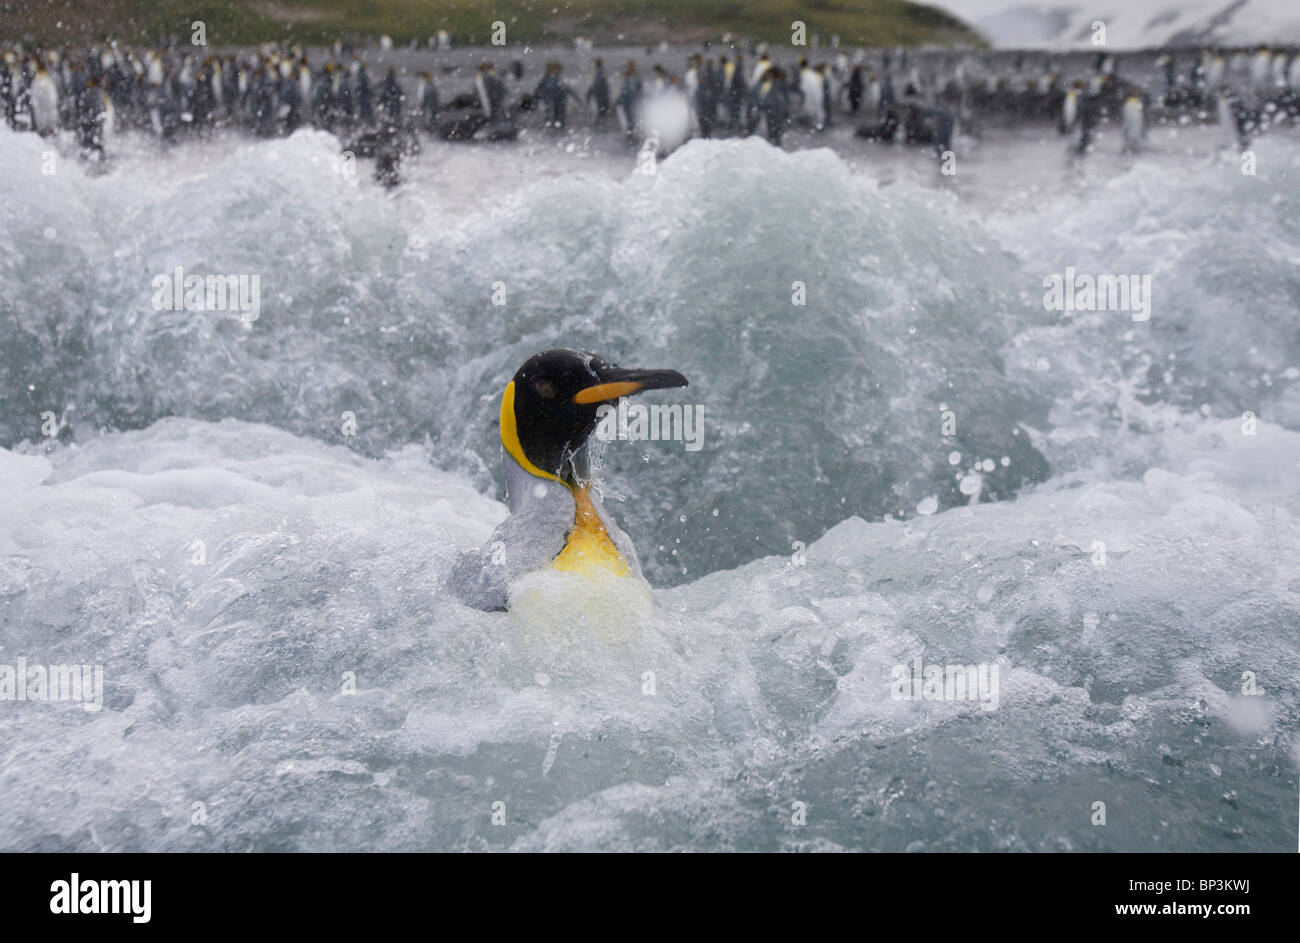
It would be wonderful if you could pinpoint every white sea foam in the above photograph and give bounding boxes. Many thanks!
[1,122,1298,850]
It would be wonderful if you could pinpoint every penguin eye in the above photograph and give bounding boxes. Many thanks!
[534,380,557,399]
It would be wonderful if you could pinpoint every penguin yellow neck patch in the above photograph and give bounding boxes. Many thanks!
[552,487,631,577]
[499,381,561,483]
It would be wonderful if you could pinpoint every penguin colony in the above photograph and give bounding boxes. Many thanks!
[3,38,1299,176]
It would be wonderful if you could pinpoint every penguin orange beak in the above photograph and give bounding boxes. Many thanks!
[572,366,689,405]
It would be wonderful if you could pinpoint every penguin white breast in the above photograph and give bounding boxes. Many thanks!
[31,76,58,129]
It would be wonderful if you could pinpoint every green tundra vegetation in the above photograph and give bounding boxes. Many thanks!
[0,0,985,48]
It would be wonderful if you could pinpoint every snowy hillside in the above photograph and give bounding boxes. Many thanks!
[934,0,1300,49]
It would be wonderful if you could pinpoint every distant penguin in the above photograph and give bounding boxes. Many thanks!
[724,54,745,128]
[146,81,170,138]
[1,52,17,128]
[1121,91,1144,154]
[880,70,896,111]
[762,69,792,144]
[177,55,196,122]
[312,64,334,127]
[1074,85,1103,154]
[146,51,164,86]
[649,64,668,96]
[1271,48,1288,85]
[416,70,438,130]
[798,59,824,128]
[905,66,922,97]
[29,63,60,135]
[1157,53,1175,91]
[298,58,312,105]
[533,61,578,129]
[475,63,493,118]
[210,57,225,110]
[615,61,641,134]
[76,77,106,159]
[586,58,610,126]
[1217,88,1256,148]
[1059,84,1079,134]
[98,85,116,151]
[1250,47,1272,94]
[818,64,833,125]
[1207,53,1226,90]
[447,349,689,612]
[847,64,864,113]
[1216,90,1236,145]
[694,58,718,137]
[377,66,403,127]
[355,62,374,124]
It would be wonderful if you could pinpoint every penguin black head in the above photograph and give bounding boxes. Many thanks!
[500,349,688,485]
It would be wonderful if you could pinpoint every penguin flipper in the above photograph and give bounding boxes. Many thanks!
[446,545,510,611]
[445,474,573,611]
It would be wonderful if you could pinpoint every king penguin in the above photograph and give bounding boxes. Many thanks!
[448,349,688,613]
[29,61,60,135]
[1120,90,1144,154]
[1059,82,1080,134]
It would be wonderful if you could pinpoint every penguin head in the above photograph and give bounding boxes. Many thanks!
[500,349,688,485]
